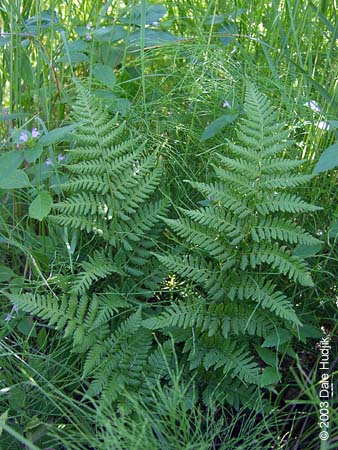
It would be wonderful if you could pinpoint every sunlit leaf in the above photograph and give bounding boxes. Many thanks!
[313,143,338,174]
[0,170,30,189]
[201,114,238,140]
[93,63,116,89]
[29,191,53,221]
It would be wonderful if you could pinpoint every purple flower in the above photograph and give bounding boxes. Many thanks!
[19,131,28,142]
[86,33,92,41]
[11,304,19,313]
[57,153,65,162]
[5,313,12,322]
[32,128,40,138]
[152,21,159,27]
[45,158,53,166]
[222,100,231,108]
[86,23,91,30]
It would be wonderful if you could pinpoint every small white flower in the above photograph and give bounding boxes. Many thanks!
[304,100,321,113]
[317,121,330,130]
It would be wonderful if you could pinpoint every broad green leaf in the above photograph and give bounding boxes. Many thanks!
[205,15,225,25]
[0,170,30,189]
[219,23,238,46]
[297,324,323,341]
[57,52,88,64]
[109,98,131,116]
[17,316,36,336]
[313,143,338,174]
[37,327,47,350]
[93,25,127,42]
[119,4,167,25]
[128,29,183,47]
[294,243,322,258]
[93,63,116,89]
[0,151,24,178]
[261,367,281,386]
[255,346,278,367]
[327,120,338,129]
[25,9,59,34]
[29,191,53,221]
[328,220,338,239]
[68,40,89,52]
[39,123,80,146]
[24,144,43,163]
[201,114,238,140]
[262,329,292,348]
[0,265,15,282]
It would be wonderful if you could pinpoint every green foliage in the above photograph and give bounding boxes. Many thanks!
[6,83,168,404]
[147,83,321,401]
[1,1,336,448]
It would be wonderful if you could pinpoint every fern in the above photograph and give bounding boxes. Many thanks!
[6,83,169,405]
[147,83,321,402]
[50,83,167,251]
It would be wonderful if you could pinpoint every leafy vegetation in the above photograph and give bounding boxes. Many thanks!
[0,1,337,449]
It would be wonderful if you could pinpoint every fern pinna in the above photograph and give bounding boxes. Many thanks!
[8,84,169,403]
[144,83,321,407]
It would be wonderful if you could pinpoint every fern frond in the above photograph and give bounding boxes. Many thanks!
[153,83,319,403]
[252,216,321,245]
[71,249,123,294]
[256,192,322,214]
[249,242,314,286]
[186,181,251,218]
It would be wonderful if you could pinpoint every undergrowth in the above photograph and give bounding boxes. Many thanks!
[0,1,337,449]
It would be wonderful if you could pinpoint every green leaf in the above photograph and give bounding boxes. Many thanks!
[37,327,47,350]
[260,367,281,386]
[205,15,225,25]
[201,114,238,140]
[327,120,338,129]
[29,191,53,221]
[0,409,9,436]
[313,143,338,174]
[0,151,24,178]
[39,123,80,146]
[255,345,278,367]
[93,25,127,42]
[0,170,30,189]
[128,29,183,47]
[57,52,88,64]
[262,329,292,348]
[24,144,43,163]
[109,98,131,116]
[17,316,36,336]
[93,63,116,89]
[297,324,323,341]
[119,4,167,25]
[0,265,15,282]
[68,39,89,52]
[0,112,30,121]
[328,220,338,239]
[293,243,322,258]
[219,23,238,46]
